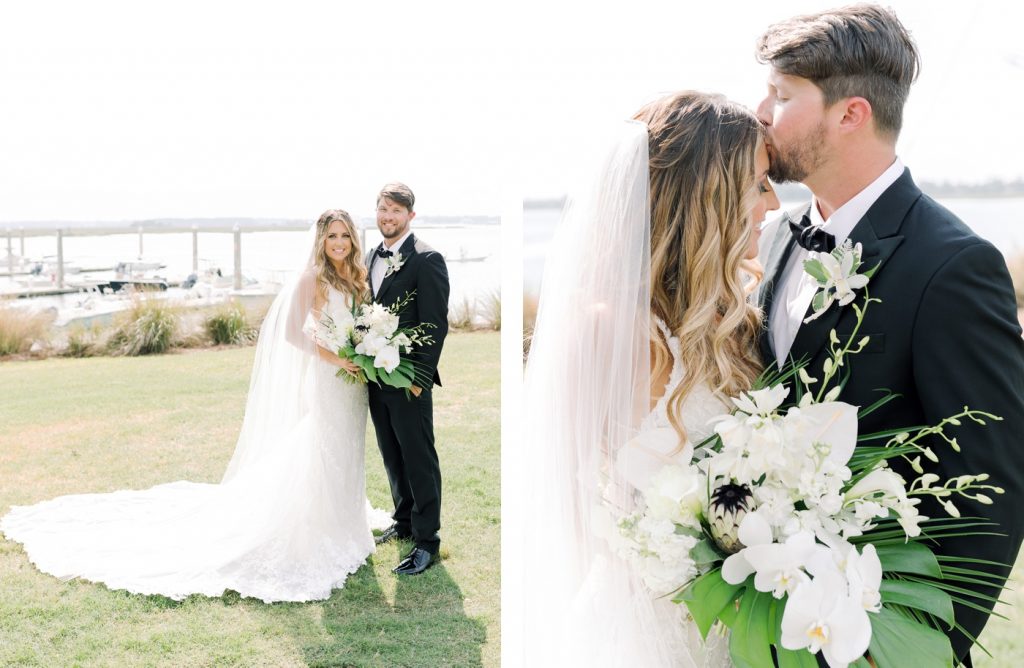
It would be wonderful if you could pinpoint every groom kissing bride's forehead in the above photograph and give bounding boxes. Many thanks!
[756,4,1024,665]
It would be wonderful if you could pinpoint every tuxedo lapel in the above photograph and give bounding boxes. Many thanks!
[788,171,918,361]
[376,233,418,303]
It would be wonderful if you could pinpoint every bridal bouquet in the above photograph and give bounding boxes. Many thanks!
[606,241,1005,668]
[312,290,435,393]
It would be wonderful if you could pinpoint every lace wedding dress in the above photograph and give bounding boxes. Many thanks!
[1,284,387,603]
[611,318,734,668]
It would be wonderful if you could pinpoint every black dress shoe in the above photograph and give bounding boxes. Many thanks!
[375,524,412,545]
[392,547,436,575]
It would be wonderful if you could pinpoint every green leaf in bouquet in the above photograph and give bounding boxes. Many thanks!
[775,646,820,668]
[364,365,379,384]
[875,542,942,578]
[688,538,724,568]
[856,392,902,421]
[379,367,413,389]
[879,579,955,627]
[676,568,743,640]
[394,361,416,382]
[868,605,953,668]
[729,586,775,668]
[903,576,1008,611]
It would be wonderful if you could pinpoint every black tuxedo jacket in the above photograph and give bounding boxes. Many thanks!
[759,170,1024,663]
[367,233,450,390]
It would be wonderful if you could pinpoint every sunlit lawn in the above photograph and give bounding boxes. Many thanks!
[0,332,499,667]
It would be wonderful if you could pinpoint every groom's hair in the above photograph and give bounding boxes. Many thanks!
[756,4,920,139]
[377,182,415,212]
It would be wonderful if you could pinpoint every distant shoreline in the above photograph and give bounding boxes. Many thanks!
[526,184,1024,210]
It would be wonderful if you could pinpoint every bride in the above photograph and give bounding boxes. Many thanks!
[1,209,388,603]
[520,91,779,666]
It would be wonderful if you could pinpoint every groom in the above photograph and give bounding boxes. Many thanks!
[366,182,450,576]
[755,5,1024,665]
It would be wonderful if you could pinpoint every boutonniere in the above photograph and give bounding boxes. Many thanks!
[383,252,406,278]
[803,239,878,323]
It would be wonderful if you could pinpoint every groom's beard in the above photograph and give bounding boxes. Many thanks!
[767,120,828,184]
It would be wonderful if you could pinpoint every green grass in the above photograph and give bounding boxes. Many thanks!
[0,331,499,668]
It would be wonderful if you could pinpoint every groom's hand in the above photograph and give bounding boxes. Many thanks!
[410,385,422,397]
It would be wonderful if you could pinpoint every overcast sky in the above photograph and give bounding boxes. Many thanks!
[1,1,1020,220]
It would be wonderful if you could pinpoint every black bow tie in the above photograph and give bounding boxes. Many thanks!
[375,247,394,259]
[789,215,836,253]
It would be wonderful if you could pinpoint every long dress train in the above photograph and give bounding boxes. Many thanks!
[1,284,386,603]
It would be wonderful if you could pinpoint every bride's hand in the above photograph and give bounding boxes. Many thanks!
[338,358,361,376]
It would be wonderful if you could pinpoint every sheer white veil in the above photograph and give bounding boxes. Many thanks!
[221,224,320,483]
[519,121,700,666]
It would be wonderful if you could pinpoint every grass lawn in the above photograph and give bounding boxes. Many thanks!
[0,331,499,668]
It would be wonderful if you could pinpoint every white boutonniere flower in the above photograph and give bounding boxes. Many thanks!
[383,252,406,278]
[803,240,877,323]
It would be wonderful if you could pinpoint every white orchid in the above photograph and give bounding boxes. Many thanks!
[844,467,926,538]
[355,333,388,357]
[780,571,873,668]
[373,344,401,373]
[732,385,790,417]
[744,530,831,599]
[383,251,406,277]
[804,240,872,323]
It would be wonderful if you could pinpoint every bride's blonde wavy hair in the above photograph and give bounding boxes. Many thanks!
[633,91,765,445]
[313,209,369,303]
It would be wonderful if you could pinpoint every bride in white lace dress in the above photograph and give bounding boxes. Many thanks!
[519,92,779,667]
[0,209,388,603]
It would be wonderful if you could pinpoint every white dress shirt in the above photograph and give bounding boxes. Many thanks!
[371,229,413,297]
[770,158,905,367]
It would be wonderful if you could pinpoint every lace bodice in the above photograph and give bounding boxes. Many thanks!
[640,317,730,443]
[616,317,730,495]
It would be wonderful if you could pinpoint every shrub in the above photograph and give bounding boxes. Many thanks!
[62,324,105,358]
[523,291,539,361]
[205,302,257,345]
[482,289,500,331]
[108,298,179,356]
[0,305,51,356]
[448,296,475,331]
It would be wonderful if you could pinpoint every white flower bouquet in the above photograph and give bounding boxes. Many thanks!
[608,241,1006,668]
[313,290,435,394]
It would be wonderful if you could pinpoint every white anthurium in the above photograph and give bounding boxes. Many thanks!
[731,385,790,417]
[742,530,832,599]
[780,571,873,668]
[783,402,860,467]
[373,345,401,373]
[721,511,773,585]
[615,427,693,496]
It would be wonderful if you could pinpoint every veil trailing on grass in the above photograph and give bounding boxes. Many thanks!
[221,224,319,482]
[519,121,703,666]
